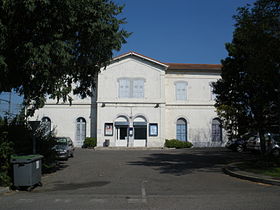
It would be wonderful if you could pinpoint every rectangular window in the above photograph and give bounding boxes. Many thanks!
[176,82,187,101]
[118,78,144,98]
[119,79,130,98]
[134,127,147,140]
[133,79,144,98]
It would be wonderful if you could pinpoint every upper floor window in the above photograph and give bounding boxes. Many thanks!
[210,83,217,101]
[118,78,145,98]
[175,81,187,101]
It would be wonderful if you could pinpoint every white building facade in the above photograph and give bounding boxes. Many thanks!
[31,52,226,147]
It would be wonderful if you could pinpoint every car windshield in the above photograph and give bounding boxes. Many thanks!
[55,138,68,145]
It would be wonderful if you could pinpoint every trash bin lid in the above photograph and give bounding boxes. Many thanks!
[11,154,44,164]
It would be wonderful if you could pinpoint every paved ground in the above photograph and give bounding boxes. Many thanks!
[1,148,280,210]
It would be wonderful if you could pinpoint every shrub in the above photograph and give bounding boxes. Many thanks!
[0,131,14,186]
[165,139,193,149]
[35,129,57,173]
[0,114,58,185]
[83,137,97,148]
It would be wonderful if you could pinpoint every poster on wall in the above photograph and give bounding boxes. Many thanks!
[149,123,158,136]
[104,123,113,136]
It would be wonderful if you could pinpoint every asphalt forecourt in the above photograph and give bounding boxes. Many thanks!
[1,148,280,210]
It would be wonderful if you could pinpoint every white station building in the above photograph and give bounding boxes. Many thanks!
[31,52,226,148]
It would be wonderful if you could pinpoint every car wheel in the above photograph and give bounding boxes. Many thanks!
[236,145,244,153]
[272,149,280,157]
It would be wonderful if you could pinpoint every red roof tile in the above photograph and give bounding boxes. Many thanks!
[165,63,222,70]
[113,51,222,70]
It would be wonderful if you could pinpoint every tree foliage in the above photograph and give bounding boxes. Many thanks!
[0,113,57,186]
[213,0,280,153]
[0,0,130,115]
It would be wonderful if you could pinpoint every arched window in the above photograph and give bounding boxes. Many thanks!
[76,117,86,146]
[212,118,222,142]
[41,117,51,135]
[176,118,187,141]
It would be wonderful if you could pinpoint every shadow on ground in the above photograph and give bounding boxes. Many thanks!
[51,181,110,191]
[43,161,69,174]
[128,148,254,176]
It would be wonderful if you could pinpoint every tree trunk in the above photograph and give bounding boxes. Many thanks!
[259,129,266,155]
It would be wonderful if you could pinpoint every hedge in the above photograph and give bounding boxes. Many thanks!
[165,139,193,149]
[82,137,97,148]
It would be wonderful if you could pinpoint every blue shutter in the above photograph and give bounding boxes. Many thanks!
[176,119,187,141]
[133,79,144,98]
[176,82,187,100]
[212,119,222,142]
[119,79,130,98]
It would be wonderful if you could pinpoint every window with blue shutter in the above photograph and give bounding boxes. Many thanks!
[119,79,130,98]
[133,79,144,98]
[176,118,187,141]
[118,78,144,98]
[175,82,187,101]
[76,117,86,146]
[212,118,222,142]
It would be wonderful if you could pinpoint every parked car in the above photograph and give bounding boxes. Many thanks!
[246,135,260,152]
[226,133,251,152]
[265,133,280,157]
[53,137,75,160]
[246,133,280,156]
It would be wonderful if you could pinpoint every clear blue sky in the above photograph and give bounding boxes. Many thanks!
[114,0,256,64]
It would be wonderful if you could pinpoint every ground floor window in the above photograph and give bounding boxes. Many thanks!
[41,117,51,135]
[176,118,187,141]
[76,117,86,144]
[212,118,222,142]
[134,126,147,140]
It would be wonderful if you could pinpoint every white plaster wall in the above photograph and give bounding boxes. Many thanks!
[97,102,165,147]
[165,106,226,147]
[98,57,165,103]
[97,56,166,147]
[165,71,220,105]
[30,104,92,147]
[30,55,225,148]
[163,71,227,147]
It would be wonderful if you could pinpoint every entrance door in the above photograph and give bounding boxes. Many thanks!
[115,126,128,147]
[115,117,129,147]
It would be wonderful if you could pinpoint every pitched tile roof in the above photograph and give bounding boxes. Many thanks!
[165,63,222,70]
[113,51,222,70]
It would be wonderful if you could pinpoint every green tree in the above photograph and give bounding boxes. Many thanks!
[0,0,130,115]
[213,0,280,154]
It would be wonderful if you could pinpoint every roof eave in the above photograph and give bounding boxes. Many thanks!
[113,51,169,68]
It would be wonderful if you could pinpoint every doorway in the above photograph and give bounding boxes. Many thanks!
[115,116,129,147]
